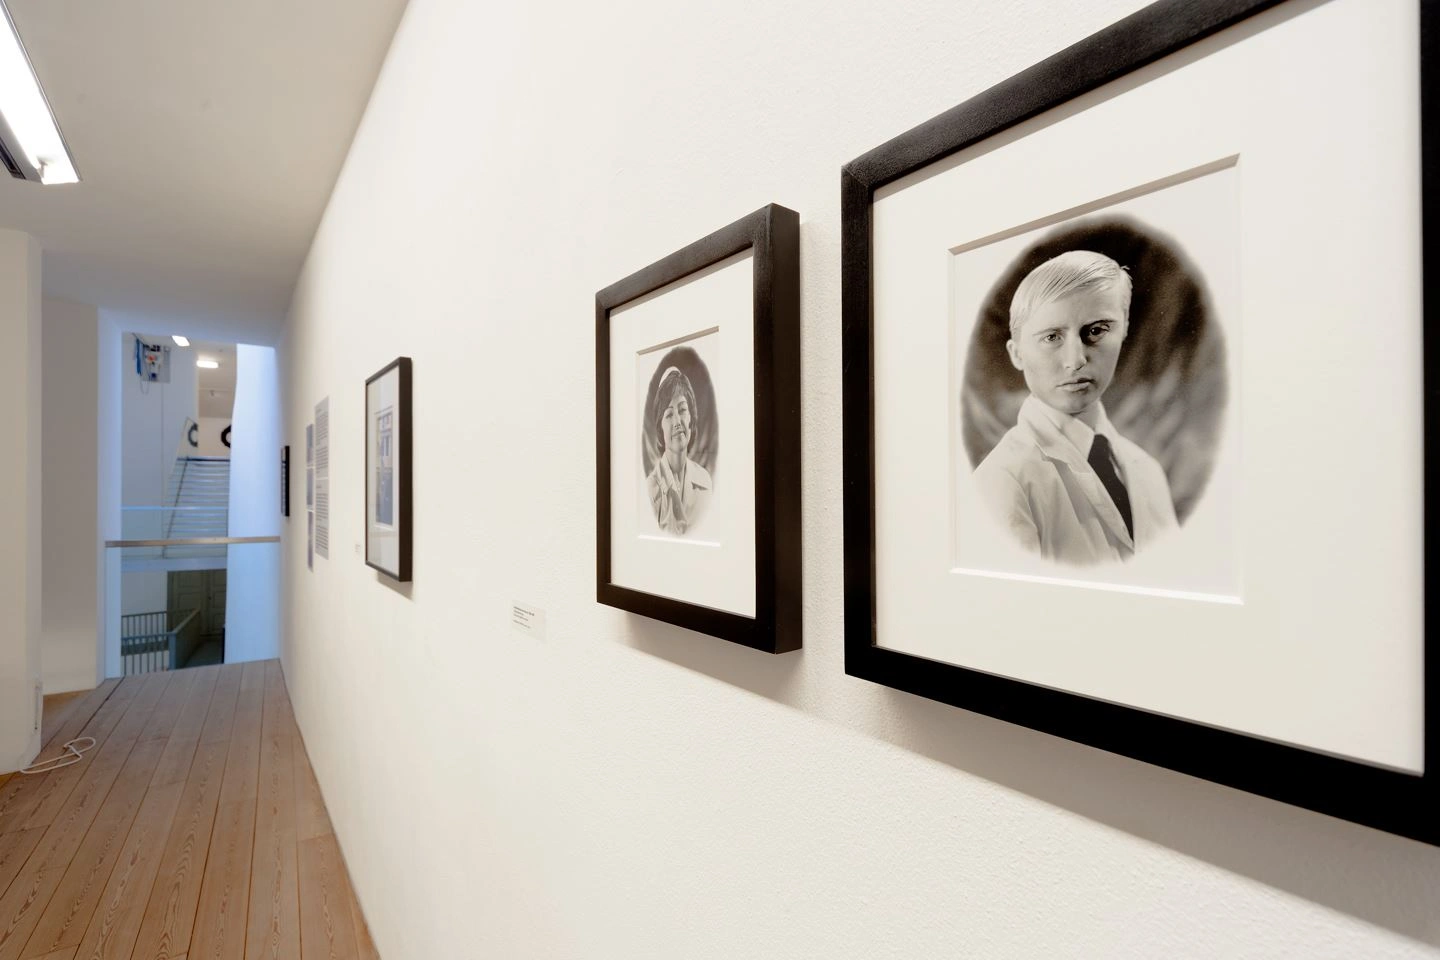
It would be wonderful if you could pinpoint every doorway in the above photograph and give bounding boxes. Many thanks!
[168,569,226,666]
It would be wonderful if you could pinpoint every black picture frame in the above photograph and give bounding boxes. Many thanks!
[281,445,290,518]
[841,0,1437,845]
[596,204,801,653]
[364,356,413,582]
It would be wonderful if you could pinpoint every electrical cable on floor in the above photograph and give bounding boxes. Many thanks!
[18,737,96,775]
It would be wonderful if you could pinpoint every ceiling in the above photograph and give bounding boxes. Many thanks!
[191,340,236,417]
[0,0,409,344]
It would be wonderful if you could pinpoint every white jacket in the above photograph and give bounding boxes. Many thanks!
[973,396,1177,565]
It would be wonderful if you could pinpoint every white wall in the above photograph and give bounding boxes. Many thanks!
[41,299,104,693]
[195,416,233,458]
[226,344,281,662]
[121,333,198,511]
[118,333,200,621]
[280,1,1440,957]
[119,573,167,617]
[0,231,43,772]
[99,315,123,679]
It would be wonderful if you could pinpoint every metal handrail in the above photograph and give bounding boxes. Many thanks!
[106,536,279,548]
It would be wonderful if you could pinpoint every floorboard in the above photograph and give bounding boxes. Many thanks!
[19,739,166,958]
[0,676,171,960]
[129,739,230,959]
[30,947,76,960]
[0,663,378,960]
[0,831,44,908]
[150,669,219,791]
[70,779,184,960]
[188,663,264,960]
[243,664,298,960]
[350,893,380,960]
[42,685,119,755]
[296,835,357,960]
[20,673,195,959]
[0,682,122,835]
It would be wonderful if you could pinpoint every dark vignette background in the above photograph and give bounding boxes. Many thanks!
[961,215,1227,522]
[641,344,719,483]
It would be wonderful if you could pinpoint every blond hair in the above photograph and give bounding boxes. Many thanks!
[1008,250,1132,338]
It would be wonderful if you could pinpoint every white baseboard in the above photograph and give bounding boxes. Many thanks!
[42,668,102,696]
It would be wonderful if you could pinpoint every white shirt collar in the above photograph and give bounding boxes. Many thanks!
[1020,396,1121,462]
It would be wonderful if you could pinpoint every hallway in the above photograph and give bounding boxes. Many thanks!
[0,662,377,960]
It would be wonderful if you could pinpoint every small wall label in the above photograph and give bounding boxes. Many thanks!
[511,602,547,639]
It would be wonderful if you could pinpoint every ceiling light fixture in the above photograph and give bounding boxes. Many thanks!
[172,335,190,347]
[0,0,79,185]
[196,359,219,369]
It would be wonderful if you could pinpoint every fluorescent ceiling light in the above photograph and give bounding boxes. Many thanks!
[0,0,78,185]
[172,335,191,347]
[196,359,219,369]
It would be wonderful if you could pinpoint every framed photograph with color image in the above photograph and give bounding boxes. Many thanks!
[365,357,412,581]
[597,204,801,653]
[842,0,1437,844]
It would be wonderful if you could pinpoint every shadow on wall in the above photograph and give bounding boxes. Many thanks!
[623,615,806,707]
[622,616,1440,947]
[608,131,1436,946]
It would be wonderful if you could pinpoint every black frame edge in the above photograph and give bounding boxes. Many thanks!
[847,0,1289,192]
[763,204,803,654]
[842,0,1438,846]
[841,166,878,677]
[364,356,413,583]
[281,445,290,519]
[597,204,803,654]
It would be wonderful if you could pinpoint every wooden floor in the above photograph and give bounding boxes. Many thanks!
[0,661,379,960]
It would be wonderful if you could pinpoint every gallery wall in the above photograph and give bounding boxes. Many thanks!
[120,333,198,510]
[195,417,233,458]
[0,230,42,773]
[40,298,104,693]
[279,0,1440,957]
[225,343,281,663]
[119,333,199,616]
[98,314,124,680]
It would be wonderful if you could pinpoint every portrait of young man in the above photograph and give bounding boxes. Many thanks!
[972,249,1178,565]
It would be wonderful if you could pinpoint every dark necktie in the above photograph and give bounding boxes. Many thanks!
[1087,434,1133,541]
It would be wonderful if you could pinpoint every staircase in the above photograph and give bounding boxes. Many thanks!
[163,456,230,560]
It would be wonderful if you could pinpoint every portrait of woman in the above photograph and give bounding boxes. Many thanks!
[640,343,719,536]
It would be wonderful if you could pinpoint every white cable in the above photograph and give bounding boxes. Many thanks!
[18,736,96,775]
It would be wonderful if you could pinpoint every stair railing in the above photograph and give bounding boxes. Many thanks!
[119,608,201,674]
[163,456,194,541]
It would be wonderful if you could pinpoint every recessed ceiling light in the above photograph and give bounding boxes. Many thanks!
[196,359,219,369]
[172,335,190,347]
[0,0,79,185]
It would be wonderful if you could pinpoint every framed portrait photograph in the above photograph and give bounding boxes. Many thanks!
[597,204,801,653]
[365,357,412,581]
[842,0,1437,845]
